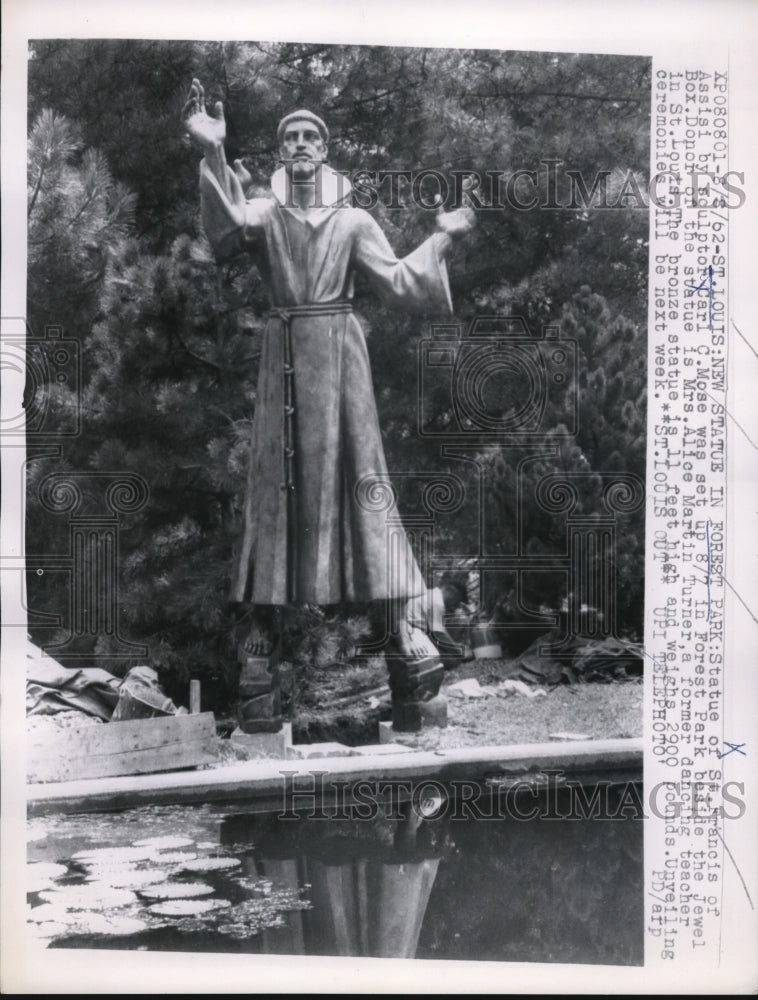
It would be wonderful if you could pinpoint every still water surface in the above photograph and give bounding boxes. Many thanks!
[28,784,643,965]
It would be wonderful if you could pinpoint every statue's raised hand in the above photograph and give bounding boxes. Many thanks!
[182,78,226,151]
[435,205,476,237]
[434,174,477,238]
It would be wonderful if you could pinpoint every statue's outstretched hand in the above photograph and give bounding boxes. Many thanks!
[182,78,226,151]
[434,175,477,238]
[435,205,476,237]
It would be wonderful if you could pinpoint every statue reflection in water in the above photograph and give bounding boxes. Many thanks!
[220,801,449,958]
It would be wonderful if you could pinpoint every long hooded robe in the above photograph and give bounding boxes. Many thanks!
[200,160,454,607]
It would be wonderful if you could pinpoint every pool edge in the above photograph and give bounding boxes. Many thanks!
[27,737,643,816]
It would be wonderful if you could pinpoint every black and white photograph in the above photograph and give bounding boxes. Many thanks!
[2,0,757,994]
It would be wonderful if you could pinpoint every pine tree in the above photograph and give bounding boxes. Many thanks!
[27,108,136,331]
[26,108,138,657]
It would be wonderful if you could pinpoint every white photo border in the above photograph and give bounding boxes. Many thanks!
[3,0,757,993]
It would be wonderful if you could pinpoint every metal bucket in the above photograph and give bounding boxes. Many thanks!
[471,624,502,660]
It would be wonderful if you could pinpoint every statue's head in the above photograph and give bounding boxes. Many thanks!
[277,110,328,181]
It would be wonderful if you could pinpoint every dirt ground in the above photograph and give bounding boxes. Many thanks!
[283,656,642,750]
[27,654,641,769]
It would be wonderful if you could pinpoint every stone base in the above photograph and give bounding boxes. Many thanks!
[236,690,282,733]
[378,721,420,747]
[230,722,292,760]
[386,655,444,700]
[391,694,448,733]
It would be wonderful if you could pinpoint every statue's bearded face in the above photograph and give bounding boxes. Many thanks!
[280,119,327,180]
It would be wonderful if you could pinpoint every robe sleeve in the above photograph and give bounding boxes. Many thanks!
[351,210,454,314]
[199,158,270,263]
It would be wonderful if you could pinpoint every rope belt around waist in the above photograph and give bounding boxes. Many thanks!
[270,300,353,602]
[270,299,353,326]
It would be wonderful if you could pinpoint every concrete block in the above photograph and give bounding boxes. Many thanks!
[236,690,282,732]
[286,742,359,760]
[230,722,292,760]
[351,742,415,756]
[377,722,421,747]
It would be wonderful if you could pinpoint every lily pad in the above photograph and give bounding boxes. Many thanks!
[138,881,214,900]
[133,835,194,850]
[28,919,70,941]
[154,851,197,864]
[27,903,82,925]
[79,859,138,875]
[148,898,231,916]
[79,913,149,936]
[28,861,67,880]
[178,857,241,873]
[39,886,136,909]
[86,868,169,889]
[27,862,68,892]
[72,846,154,863]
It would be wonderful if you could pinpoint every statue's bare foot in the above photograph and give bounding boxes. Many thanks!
[389,623,440,663]
[242,623,274,658]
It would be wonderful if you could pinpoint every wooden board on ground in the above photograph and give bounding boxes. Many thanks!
[27,712,217,783]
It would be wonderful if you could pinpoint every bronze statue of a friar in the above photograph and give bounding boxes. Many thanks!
[182,79,475,733]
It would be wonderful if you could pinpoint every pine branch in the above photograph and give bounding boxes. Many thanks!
[171,329,224,371]
[208,406,236,424]
[28,162,47,217]
[467,89,644,105]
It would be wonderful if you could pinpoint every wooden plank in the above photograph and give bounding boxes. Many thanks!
[27,712,217,783]
[189,679,201,714]
[27,737,642,814]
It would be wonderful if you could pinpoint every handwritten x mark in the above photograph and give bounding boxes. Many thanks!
[719,741,746,759]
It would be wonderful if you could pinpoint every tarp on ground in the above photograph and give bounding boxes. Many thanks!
[26,641,122,720]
